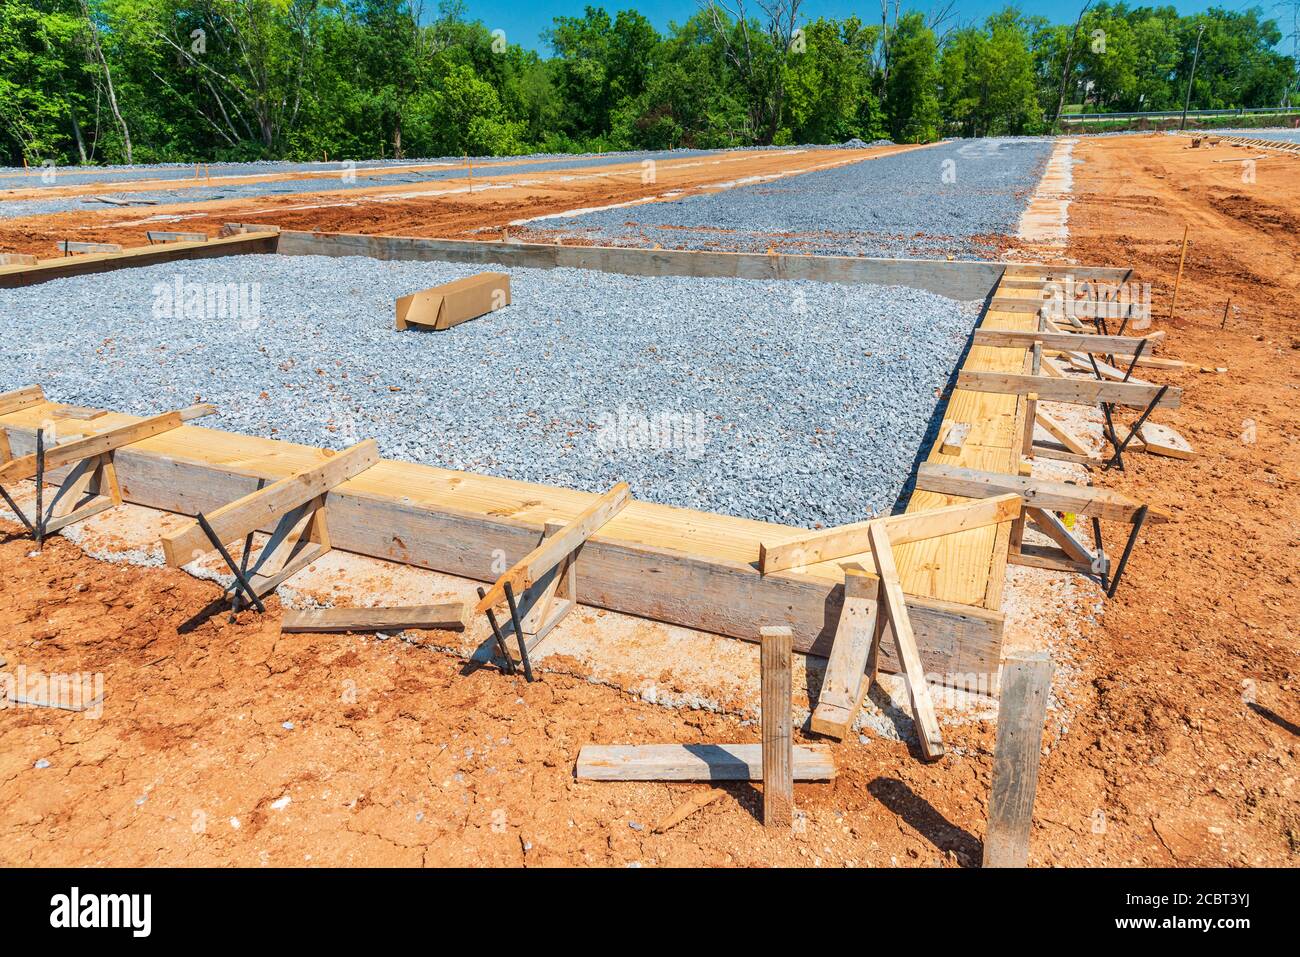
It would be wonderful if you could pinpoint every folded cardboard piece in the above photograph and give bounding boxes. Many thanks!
[395,272,511,331]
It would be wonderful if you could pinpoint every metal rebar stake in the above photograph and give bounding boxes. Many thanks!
[196,512,265,613]
[503,581,534,682]
[1108,506,1149,598]
[477,586,516,676]
[0,483,34,535]
[34,428,45,548]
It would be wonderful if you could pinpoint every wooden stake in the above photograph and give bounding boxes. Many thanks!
[1168,224,1189,321]
[983,652,1054,868]
[760,625,794,828]
[1220,297,1231,329]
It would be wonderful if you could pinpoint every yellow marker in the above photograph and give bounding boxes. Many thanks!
[1062,512,1076,530]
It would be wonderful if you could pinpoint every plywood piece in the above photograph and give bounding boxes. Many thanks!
[575,743,836,781]
[1136,421,1195,460]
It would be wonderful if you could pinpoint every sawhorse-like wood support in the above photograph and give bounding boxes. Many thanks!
[475,482,631,681]
[162,439,379,617]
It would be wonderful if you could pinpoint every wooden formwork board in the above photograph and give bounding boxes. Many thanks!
[0,231,280,288]
[0,230,1131,682]
[0,402,1003,681]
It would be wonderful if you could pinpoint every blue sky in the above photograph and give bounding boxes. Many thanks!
[439,0,1276,52]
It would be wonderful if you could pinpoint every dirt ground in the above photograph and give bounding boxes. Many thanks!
[0,144,924,257]
[0,133,1296,867]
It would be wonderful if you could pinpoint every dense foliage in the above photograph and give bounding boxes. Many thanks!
[1,0,1295,165]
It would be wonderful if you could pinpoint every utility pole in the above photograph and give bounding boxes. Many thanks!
[1180,23,1207,131]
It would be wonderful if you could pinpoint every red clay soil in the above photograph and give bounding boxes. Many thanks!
[1022,133,1299,866]
[0,133,1295,868]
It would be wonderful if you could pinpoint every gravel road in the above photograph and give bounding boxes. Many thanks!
[528,137,1054,259]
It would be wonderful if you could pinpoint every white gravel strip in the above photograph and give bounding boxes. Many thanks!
[0,254,977,527]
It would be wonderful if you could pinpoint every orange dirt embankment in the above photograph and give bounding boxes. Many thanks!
[0,144,926,258]
[1024,133,1299,866]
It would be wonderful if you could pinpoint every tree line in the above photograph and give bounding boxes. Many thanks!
[1,0,1295,166]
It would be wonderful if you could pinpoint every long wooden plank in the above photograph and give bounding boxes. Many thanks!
[758,493,1023,574]
[0,385,45,416]
[1034,409,1090,456]
[983,652,1054,867]
[955,371,1180,410]
[868,523,944,760]
[973,329,1157,356]
[575,743,836,781]
[475,481,631,613]
[1,409,1003,678]
[761,626,795,827]
[161,439,380,566]
[0,405,212,483]
[1025,507,1093,563]
[0,232,279,288]
[280,602,466,633]
[809,570,880,739]
[1137,421,1195,460]
[917,463,1168,524]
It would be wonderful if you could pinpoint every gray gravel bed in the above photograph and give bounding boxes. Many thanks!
[0,255,977,527]
[1208,127,1300,144]
[527,137,1053,259]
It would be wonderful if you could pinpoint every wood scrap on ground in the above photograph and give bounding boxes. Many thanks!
[280,602,466,634]
[653,789,724,833]
[574,743,836,781]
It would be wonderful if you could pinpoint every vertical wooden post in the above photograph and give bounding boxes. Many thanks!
[760,626,794,828]
[1168,225,1189,321]
[984,652,1055,868]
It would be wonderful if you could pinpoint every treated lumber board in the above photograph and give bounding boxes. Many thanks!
[1025,507,1092,563]
[939,422,970,455]
[810,569,880,739]
[575,743,836,781]
[0,232,279,289]
[0,405,212,483]
[761,626,794,827]
[146,230,209,244]
[868,523,944,760]
[983,652,1054,867]
[1136,421,1195,460]
[0,253,38,266]
[1034,409,1090,456]
[917,463,1168,524]
[475,481,631,613]
[0,385,44,416]
[58,240,122,254]
[48,404,107,421]
[758,494,1023,574]
[280,602,466,633]
[973,329,1158,356]
[1011,544,1093,574]
[1062,353,1152,385]
[955,371,1180,409]
[278,229,1129,302]
[160,439,380,566]
[987,298,1047,313]
[0,409,1003,678]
